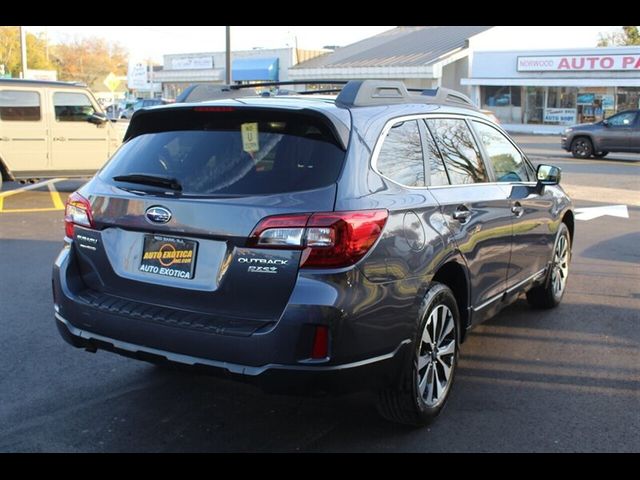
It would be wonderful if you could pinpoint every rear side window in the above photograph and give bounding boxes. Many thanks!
[54,92,96,122]
[426,118,488,185]
[376,120,424,187]
[473,121,531,182]
[0,90,40,121]
[101,110,346,196]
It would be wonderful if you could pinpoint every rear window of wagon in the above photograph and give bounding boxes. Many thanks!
[102,109,346,196]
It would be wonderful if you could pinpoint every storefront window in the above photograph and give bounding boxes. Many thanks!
[573,87,615,124]
[524,87,545,124]
[544,87,577,125]
[481,86,522,123]
[616,87,640,113]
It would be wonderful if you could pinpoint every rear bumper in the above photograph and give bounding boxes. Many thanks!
[52,245,414,393]
[55,312,409,393]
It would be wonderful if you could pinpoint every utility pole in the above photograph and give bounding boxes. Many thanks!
[20,26,28,79]
[225,26,232,85]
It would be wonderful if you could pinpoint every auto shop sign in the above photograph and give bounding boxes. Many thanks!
[518,54,640,72]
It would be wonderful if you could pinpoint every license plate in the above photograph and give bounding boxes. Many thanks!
[139,234,197,280]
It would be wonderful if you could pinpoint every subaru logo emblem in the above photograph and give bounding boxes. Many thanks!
[146,206,172,224]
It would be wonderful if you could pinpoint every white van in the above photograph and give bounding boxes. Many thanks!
[0,79,123,188]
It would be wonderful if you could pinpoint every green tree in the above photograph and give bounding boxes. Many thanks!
[51,37,128,90]
[597,26,640,46]
[0,26,55,77]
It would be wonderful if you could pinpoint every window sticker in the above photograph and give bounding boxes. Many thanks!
[241,122,260,153]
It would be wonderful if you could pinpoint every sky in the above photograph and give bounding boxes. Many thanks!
[26,26,621,64]
[26,26,395,62]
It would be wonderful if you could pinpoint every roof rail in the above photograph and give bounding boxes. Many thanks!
[0,78,87,88]
[335,80,410,108]
[175,80,349,103]
[173,79,478,110]
[418,87,475,108]
[336,80,477,110]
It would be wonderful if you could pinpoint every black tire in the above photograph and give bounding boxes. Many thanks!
[377,282,459,426]
[593,151,609,158]
[526,223,571,309]
[570,137,593,158]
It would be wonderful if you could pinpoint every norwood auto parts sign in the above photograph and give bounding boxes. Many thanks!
[518,54,640,72]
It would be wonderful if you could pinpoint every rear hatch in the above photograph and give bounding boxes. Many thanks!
[70,106,348,332]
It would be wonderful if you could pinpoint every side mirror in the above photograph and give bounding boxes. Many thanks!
[88,113,107,125]
[536,164,561,190]
[602,119,610,127]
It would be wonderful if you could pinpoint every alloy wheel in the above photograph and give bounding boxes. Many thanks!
[572,139,591,157]
[551,233,569,298]
[417,304,456,407]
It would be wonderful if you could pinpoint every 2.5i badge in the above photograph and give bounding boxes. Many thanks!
[139,235,197,280]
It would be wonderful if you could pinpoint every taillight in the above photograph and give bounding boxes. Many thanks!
[64,192,94,238]
[247,209,388,268]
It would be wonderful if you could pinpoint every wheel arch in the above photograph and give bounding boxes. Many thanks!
[430,260,470,343]
[562,209,575,247]
[0,155,15,182]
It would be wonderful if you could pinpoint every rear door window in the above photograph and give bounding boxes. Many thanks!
[426,118,488,185]
[421,121,450,186]
[101,109,346,196]
[0,90,41,121]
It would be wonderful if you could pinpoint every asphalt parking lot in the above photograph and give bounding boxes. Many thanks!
[0,135,638,452]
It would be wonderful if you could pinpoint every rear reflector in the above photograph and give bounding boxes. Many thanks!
[247,209,388,268]
[311,326,329,359]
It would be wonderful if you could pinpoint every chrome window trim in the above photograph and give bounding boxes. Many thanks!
[371,112,513,190]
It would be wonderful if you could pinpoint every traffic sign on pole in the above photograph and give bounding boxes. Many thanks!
[103,72,121,92]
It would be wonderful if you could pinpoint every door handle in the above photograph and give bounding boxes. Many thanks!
[0,136,9,141]
[453,206,472,222]
[53,136,67,142]
[511,202,524,217]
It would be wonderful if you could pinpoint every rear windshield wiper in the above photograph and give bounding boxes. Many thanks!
[112,174,182,192]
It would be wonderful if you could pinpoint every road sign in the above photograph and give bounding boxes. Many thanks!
[128,60,149,90]
[103,72,121,92]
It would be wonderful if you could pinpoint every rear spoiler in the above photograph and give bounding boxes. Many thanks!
[123,105,351,151]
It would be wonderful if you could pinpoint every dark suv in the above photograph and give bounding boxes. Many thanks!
[561,109,640,158]
[53,80,574,426]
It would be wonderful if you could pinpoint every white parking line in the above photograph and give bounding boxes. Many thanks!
[0,178,67,212]
[0,178,67,198]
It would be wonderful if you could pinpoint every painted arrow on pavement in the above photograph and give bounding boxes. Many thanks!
[574,205,629,221]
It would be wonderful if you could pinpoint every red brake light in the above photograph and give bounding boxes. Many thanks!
[247,210,388,268]
[193,106,236,112]
[64,192,94,238]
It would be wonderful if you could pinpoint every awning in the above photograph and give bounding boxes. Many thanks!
[232,57,279,82]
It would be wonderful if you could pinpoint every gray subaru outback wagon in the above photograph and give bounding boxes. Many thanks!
[53,80,574,426]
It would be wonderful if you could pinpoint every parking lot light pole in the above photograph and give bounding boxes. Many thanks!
[20,26,28,79]
[225,26,231,85]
